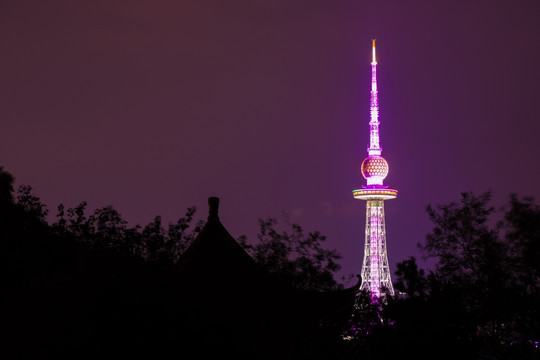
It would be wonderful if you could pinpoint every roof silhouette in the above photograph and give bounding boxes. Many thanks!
[173,197,358,358]
[176,196,267,287]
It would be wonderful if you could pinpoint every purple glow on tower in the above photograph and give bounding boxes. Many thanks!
[353,40,397,299]
[368,39,381,157]
[369,208,382,294]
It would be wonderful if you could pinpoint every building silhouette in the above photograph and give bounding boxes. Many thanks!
[174,197,358,358]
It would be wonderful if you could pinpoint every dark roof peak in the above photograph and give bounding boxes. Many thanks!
[208,196,219,220]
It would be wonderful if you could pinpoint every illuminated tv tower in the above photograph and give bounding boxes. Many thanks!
[352,40,397,298]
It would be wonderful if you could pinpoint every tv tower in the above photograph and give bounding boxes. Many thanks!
[352,40,397,298]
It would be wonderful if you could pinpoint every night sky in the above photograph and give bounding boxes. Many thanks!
[2,1,540,283]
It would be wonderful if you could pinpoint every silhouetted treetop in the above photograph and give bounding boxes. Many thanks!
[0,166,14,205]
[413,191,540,359]
[2,166,539,359]
[239,215,343,291]
[394,256,426,298]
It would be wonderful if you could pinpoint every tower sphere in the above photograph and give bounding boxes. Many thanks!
[361,155,389,180]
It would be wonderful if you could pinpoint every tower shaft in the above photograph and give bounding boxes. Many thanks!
[359,199,394,297]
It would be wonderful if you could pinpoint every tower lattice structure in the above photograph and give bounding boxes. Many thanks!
[352,40,397,298]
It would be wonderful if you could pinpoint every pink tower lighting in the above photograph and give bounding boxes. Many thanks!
[352,40,397,299]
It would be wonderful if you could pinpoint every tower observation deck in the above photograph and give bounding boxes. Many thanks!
[352,40,397,298]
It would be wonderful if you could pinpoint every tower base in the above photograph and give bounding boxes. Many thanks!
[356,196,395,298]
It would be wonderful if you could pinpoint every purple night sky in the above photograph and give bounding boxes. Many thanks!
[2,1,540,283]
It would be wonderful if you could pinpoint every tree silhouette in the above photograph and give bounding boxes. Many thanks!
[420,192,505,288]
[3,164,538,359]
[0,166,14,205]
[238,216,343,291]
[416,192,540,359]
[16,184,49,221]
[503,194,540,294]
[347,192,540,360]
[500,194,540,354]
[166,206,203,262]
[50,201,203,265]
[393,256,426,298]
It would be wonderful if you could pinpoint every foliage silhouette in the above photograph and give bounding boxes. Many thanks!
[408,192,539,359]
[238,215,343,291]
[2,168,354,359]
[343,192,540,360]
[393,256,426,298]
[2,166,539,359]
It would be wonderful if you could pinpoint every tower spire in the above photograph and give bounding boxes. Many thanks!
[372,39,376,64]
[369,39,381,156]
